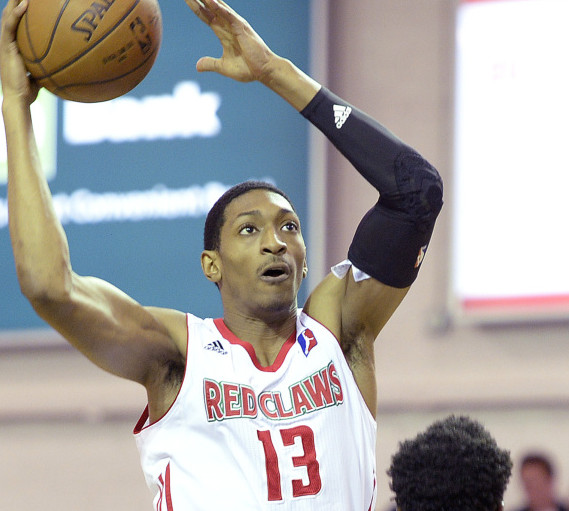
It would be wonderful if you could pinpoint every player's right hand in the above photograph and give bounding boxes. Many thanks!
[0,0,39,106]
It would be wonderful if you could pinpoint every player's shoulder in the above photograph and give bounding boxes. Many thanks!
[145,306,187,325]
[145,306,188,353]
[303,272,346,340]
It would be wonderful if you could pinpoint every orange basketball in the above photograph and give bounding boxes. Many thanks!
[16,0,162,103]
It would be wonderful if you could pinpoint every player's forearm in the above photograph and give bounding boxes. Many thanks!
[301,87,443,214]
[3,99,73,300]
[301,87,444,288]
[301,88,410,195]
[259,56,321,112]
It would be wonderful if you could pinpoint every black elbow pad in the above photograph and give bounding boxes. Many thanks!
[384,150,443,225]
[348,151,443,288]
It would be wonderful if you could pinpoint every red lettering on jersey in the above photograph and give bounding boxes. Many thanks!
[328,363,344,403]
[257,430,283,501]
[303,368,334,408]
[242,385,258,418]
[223,382,241,417]
[204,363,344,422]
[204,379,223,421]
[291,383,314,415]
[280,426,322,497]
[259,393,279,419]
[273,392,294,418]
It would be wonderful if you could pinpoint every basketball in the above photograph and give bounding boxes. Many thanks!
[16,0,163,103]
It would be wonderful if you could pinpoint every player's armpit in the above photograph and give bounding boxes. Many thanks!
[340,271,409,345]
[340,274,409,416]
[304,270,405,416]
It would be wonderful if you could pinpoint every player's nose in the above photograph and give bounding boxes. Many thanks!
[261,227,286,254]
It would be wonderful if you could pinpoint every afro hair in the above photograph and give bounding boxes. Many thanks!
[388,415,512,511]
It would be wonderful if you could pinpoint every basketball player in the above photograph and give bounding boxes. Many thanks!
[0,0,443,508]
[388,415,512,511]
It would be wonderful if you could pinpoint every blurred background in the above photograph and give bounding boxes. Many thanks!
[2,0,569,509]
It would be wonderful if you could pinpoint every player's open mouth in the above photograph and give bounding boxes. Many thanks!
[259,263,290,282]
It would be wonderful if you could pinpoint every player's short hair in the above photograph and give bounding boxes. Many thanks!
[388,415,512,511]
[203,180,296,251]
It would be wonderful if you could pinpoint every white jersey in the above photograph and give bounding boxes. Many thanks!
[134,310,377,510]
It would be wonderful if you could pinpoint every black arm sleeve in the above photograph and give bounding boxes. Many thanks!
[301,87,443,287]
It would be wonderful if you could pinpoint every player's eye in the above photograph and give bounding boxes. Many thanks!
[282,221,299,232]
[239,224,257,235]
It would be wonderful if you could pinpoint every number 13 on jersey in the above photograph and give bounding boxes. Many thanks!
[257,425,322,501]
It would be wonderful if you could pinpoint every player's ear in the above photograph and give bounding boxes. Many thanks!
[302,259,308,279]
[201,250,221,283]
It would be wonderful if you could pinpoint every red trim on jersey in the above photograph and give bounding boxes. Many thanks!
[165,462,174,510]
[367,477,376,511]
[157,473,164,511]
[134,406,150,434]
[213,318,296,372]
[156,463,174,511]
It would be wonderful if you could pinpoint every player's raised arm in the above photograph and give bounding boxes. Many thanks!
[186,0,444,414]
[300,91,443,417]
[186,0,443,325]
[302,89,443,315]
[0,0,184,407]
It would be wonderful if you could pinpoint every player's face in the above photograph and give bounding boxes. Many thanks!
[211,189,307,317]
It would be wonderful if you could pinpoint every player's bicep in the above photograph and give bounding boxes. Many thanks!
[31,273,179,385]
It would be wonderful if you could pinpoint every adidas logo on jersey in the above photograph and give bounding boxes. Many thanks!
[333,104,352,129]
[204,340,227,355]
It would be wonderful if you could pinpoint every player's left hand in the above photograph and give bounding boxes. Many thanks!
[185,0,278,84]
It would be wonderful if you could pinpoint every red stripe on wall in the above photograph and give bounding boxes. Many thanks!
[461,0,518,3]
[462,294,569,311]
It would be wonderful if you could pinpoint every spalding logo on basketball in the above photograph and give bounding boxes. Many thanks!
[16,0,163,103]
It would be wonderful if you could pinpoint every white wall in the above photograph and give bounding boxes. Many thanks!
[325,1,569,509]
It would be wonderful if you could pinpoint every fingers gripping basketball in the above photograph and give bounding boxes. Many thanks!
[16,0,162,103]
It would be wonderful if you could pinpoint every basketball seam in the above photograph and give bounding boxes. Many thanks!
[22,0,72,64]
[52,45,159,101]
[27,0,142,82]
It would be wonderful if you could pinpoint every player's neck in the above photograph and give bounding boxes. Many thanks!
[222,308,297,366]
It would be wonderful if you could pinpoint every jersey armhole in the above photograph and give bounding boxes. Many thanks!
[133,314,192,434]
[299,310,377,424]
